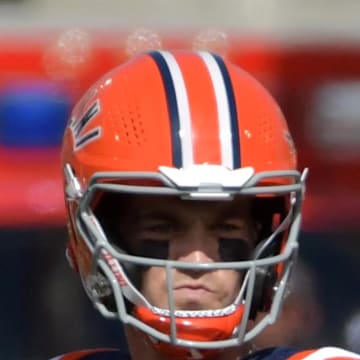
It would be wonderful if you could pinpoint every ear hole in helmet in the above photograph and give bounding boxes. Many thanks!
[86,265,126,314]
[250,266,278,319]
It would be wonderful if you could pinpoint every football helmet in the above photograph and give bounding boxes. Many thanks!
[62,49,308,359]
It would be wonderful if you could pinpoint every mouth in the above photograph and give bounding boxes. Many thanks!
[173,284,214,300]
[174,283,212,292]
[172,286,214,310]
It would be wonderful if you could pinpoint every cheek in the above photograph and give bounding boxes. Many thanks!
[140,267,168,306]
[218,270,242,299]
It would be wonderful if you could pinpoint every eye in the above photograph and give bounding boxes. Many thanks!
[139,220,177,239]
[217,223,239,231]
[215,221,248,238]
[148,223,174,233]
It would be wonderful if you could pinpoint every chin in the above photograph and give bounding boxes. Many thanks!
[176,302,216,311]
[174,293,222,311]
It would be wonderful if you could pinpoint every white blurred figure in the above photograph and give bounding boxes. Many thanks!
[192,29,229,58]
[125,28,162,57]
[43,28,93,82]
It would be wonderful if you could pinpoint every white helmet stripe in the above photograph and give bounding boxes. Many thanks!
[198,51,235,169]
[158,50,194,168]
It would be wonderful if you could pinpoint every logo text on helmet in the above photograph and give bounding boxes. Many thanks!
[70,99,102,151]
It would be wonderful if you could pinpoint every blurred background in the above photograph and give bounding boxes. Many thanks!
[1,1,360,359]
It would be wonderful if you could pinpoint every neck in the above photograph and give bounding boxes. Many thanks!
[125,326,253,360]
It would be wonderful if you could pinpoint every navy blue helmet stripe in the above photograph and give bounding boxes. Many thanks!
[212,54,241,168]
[148,51,183,168]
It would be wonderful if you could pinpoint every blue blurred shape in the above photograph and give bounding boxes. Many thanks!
[0,81,71,147]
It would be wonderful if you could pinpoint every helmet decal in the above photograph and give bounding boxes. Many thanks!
[70,99,101,150]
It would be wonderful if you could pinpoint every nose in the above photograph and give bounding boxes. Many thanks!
[170,221,218,263]
[180,249,212,263]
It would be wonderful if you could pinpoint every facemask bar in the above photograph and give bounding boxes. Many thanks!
[84,218,300,350]
[67,166,307,349]
[74,168,305,251]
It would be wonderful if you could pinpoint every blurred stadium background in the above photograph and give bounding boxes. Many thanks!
[0,1,360,359]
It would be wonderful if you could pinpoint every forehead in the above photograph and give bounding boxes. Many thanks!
[124,195,253,217]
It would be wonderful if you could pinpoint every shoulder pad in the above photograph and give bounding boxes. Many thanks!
[49,348,129,360]
[288,347,360,360]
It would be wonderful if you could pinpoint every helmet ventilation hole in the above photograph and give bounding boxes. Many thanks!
[110,102,145,146]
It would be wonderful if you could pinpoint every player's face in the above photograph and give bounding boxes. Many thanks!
[118,195,258,311]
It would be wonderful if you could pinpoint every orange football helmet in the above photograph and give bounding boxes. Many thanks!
[62,49,307,359]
